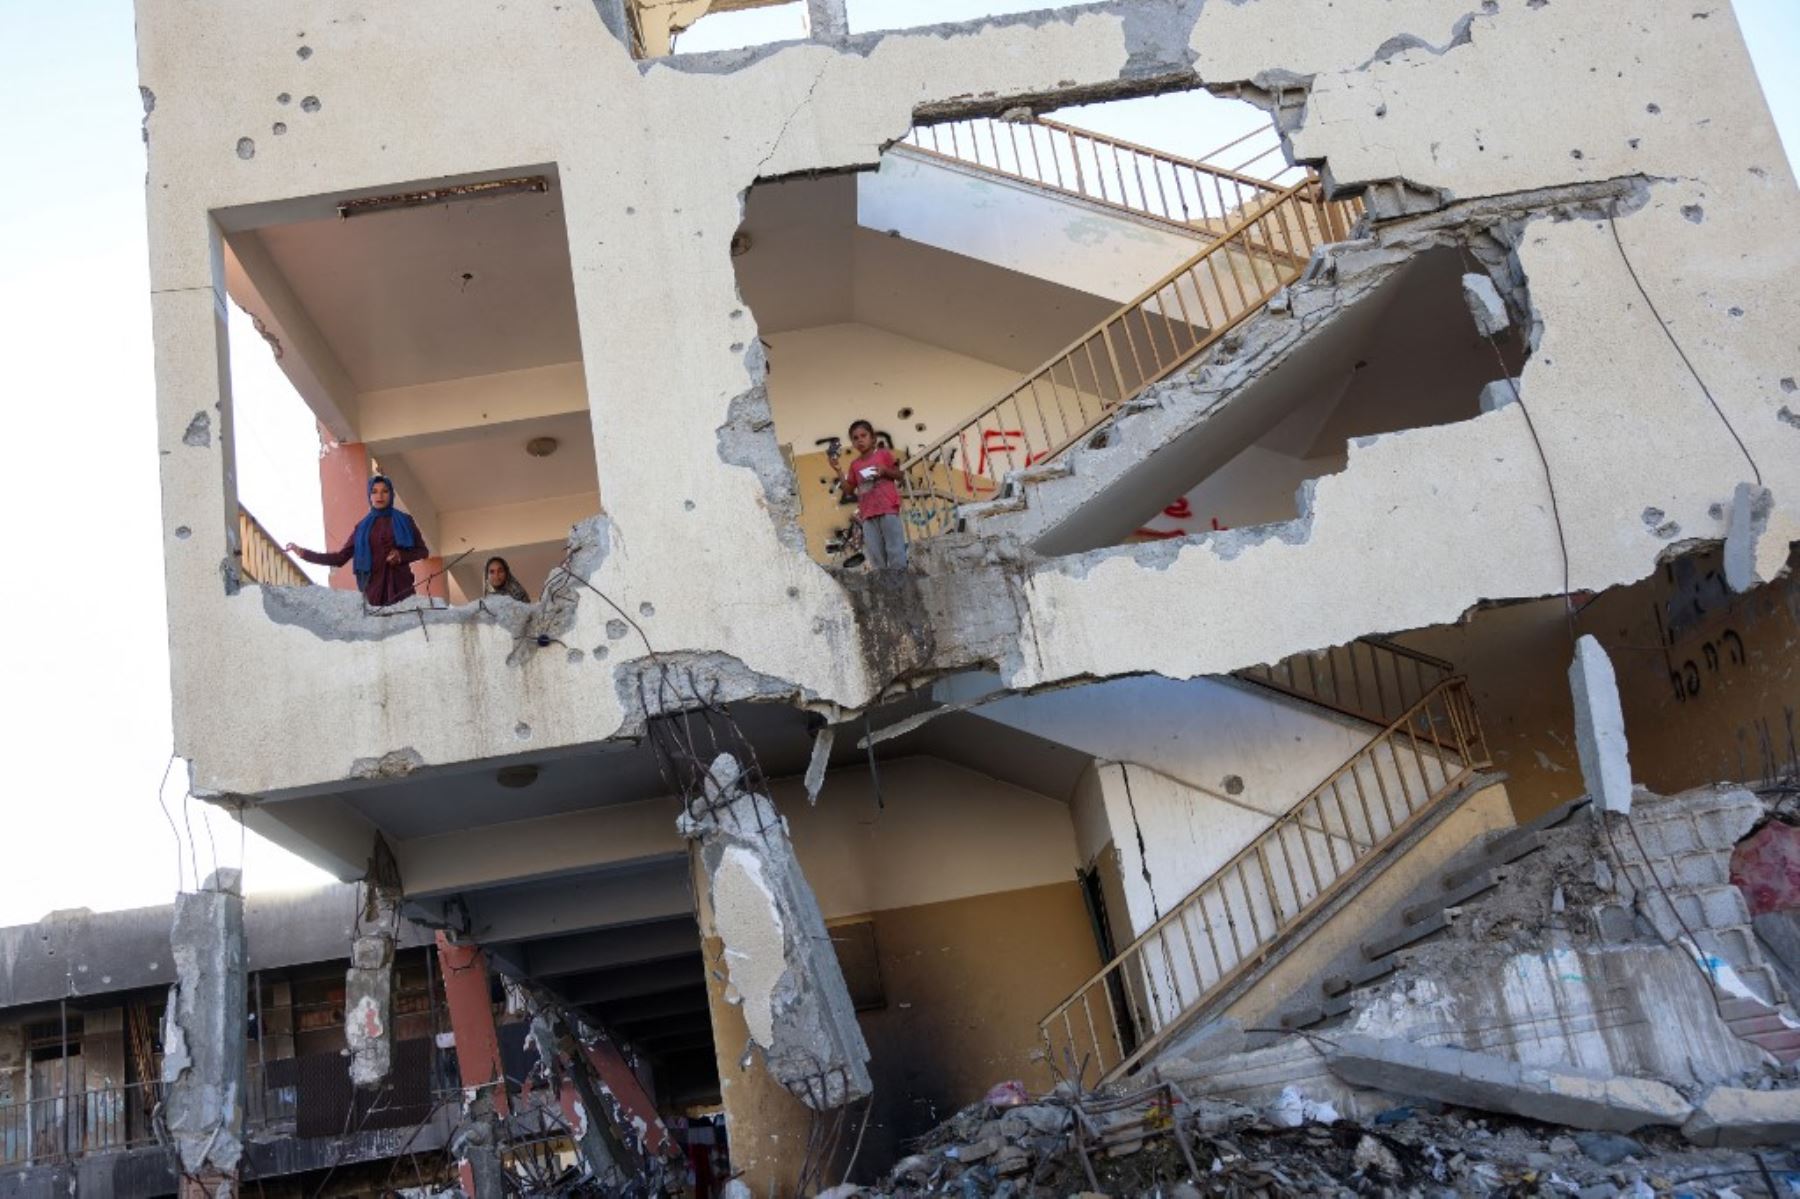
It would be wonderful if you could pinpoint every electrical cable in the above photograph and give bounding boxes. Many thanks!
[1606,214,1762,487]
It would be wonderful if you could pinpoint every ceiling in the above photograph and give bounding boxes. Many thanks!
[333,689,1090,842]
[255,181,582,392]
[736,172,1120,374]
[395,410,599,515]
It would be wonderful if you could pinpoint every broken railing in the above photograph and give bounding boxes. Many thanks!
[238,505,312,587]
[0,1063,298,1168]
[898,116,1297,234]
[897,179,1364,539]
[1234,638,1457,729]
[1040,678,1490,1085]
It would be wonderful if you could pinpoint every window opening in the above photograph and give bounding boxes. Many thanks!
[220,167,599,608]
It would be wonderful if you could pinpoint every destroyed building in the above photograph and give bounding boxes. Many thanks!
[0,885,459,1197]
[131,0,1800,1194]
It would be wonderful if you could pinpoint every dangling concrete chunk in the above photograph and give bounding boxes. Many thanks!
[345,883,397,1088]
[163,869,248,1181]
[1722,481,1774,593]
[1461,272,1511,337]
[1569,635,1634,815]
[681,753,872,1109]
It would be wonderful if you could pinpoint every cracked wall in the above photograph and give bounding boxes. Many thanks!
[139,0,1798,869]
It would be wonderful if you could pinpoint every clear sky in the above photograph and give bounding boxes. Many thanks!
[0,0,1794,926]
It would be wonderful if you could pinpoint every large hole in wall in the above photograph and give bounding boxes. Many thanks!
[729,89,1303,565]
[218,167,600,606]
[1121,244,1527,546]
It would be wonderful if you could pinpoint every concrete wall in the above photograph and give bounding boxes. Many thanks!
[845,881,1100,1179]
[768,322,1022,457]
[1399,549,1799,823]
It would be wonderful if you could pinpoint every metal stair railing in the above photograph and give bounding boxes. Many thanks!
[896,177,1363,541]
[1040,677,1491,1086]
[238,505,313,587]
[1234,637,1458,729]
[898,116,1299,236]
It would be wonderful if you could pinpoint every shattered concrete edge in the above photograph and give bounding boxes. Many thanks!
[162,868,248,1177]
[682,754,872,1109]
[1326,1033,1694,1134]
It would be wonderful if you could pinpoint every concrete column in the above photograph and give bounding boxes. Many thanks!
[318,434,371,592]
[163,870,246,1195]
[411,555,449,601]
[346,884,398,1088]
[806,0,848,42]
[695,854,817,1196]
[436,932,508,1197]
[682,754,873,1191]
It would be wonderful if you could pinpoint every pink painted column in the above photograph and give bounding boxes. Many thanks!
[318,436,372,592]
[437,933,509,1198]
[412,555,449,600]
[436,933,509,1114]
[585,1037,676,1159]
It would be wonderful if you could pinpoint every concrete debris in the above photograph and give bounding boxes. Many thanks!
[1681,1084,1800,1147]
[1572,1131,1646,1166]
[848,1077,1800,1198]
[1325,1034,1694,1133]
[1570,634,1635,815]
[1723,481,1775,593]
[527,1011,629,1189]
[345,882,398,1088]
[162,868,248,1180]
[1460,272,1511,336]
[681,752,872,1109]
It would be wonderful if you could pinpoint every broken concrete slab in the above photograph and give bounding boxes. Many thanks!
[163,869,248,1181]
[1723,481,1775,593]
[1569,635,1634,815]
[1461,272,1510,336]
[1325,1034,1692,1133]
[1680,1084,1800,1147]
[681,753,872,1109]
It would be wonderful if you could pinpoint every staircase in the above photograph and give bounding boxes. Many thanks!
[896,116,1299,240]
[892,119,1363,542]
[1040,639,1490,1085]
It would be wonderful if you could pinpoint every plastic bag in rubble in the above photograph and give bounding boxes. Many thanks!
[984,1080,1030,1109]
[1265,1086,1339,1128]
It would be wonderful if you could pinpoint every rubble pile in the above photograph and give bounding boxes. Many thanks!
[842,1081,1800,1199]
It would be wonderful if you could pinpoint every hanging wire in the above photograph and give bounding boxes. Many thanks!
[1606,214,1762,487]
[1456,244,1577,646]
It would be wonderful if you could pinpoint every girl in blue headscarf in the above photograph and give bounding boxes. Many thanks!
[286,475,430,606]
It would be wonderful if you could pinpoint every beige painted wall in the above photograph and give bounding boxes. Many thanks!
[767,322,1023,459]
[1400,549,1800,822]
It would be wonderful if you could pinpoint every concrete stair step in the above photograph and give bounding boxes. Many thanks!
[1322,954,1398,998]
[1406,870,1499,927]
[1362,908,1451,962]
[1279,993,1353,1030]
[1442,830,1545,892]
[1009,462,1074,487]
